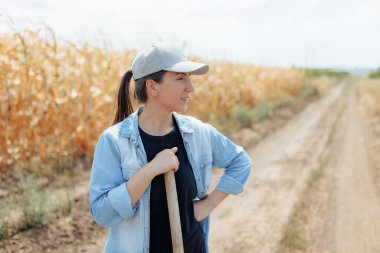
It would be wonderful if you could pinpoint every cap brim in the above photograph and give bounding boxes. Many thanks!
[163,61,209,75]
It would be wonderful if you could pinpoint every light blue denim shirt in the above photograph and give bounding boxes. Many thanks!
[89,105,252,253]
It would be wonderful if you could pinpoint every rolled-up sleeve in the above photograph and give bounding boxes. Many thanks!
[206,123,252,195]
[89,132,138,228]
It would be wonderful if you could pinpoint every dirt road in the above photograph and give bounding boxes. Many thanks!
[2,80,379,253]
[209,81,380,253]
[282,81,380,253]
[318,81,380,252]
[209,81,344,253]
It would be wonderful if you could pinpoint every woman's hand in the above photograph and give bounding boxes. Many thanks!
[149,147,179,177]
[193,190,229,222]
[126,147,178,208]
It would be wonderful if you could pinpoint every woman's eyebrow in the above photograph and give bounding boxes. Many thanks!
[176,73,191,77]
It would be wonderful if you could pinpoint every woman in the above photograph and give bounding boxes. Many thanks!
[89,42,252,253]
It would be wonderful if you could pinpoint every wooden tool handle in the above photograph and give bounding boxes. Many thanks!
[164,170,184,253]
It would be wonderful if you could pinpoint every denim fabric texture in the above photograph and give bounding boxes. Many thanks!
[89,105,252,253]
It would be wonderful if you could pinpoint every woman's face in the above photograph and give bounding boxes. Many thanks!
[154,71,194,113]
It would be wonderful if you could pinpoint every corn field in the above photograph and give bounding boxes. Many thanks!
[0,28,305,176]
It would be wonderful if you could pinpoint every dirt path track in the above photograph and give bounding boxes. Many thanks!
[209,82,380,253]
[311,82,380,253]
[209,82,345,253]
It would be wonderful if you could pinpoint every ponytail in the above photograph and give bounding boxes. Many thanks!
[113,70,134,125]
[112,69,167,125]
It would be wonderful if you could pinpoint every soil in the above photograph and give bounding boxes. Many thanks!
[277,81,380,253]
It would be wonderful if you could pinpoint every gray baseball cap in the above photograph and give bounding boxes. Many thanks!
[131,42,209,80]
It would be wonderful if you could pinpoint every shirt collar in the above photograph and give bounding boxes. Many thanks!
[118,105,194,140]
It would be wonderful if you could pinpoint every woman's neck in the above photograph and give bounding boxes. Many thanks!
[138,104,174,136]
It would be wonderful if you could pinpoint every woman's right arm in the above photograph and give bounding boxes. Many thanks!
[126,145,178,206]
[89,132,178,228]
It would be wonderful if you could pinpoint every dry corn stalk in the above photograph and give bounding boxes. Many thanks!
[0,28,304,175]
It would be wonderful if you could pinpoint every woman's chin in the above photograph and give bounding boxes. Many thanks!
[176,105,188,113]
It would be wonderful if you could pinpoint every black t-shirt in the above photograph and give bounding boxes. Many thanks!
[138,115,206,253]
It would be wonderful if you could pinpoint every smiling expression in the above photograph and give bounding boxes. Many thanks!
[148,71,194,113]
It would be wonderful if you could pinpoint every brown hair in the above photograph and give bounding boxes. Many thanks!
[112,70,167,125]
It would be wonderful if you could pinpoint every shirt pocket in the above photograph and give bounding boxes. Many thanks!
[197,153,213,190]
[199,153,213,169]
[121,160,141,181]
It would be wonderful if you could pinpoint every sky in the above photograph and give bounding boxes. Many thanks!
[0,0,379,69]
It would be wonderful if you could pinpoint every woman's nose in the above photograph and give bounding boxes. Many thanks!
[185,76,194,92]
[186,81,194,92]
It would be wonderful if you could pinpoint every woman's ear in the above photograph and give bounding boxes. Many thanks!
[146,79,159,97]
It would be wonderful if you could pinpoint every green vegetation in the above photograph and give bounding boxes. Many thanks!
[19,176,50,230]
[0,175,73,240]
[230,80,324,128]
[231,106,255,127]
[298,86,318,100]
[231,101,276,127]
[230,90,319,128]
[281,218,307,251]
[278,167,324,252]
[308,169,322,184]
[368,68,380,79]
[293,67,350,78]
